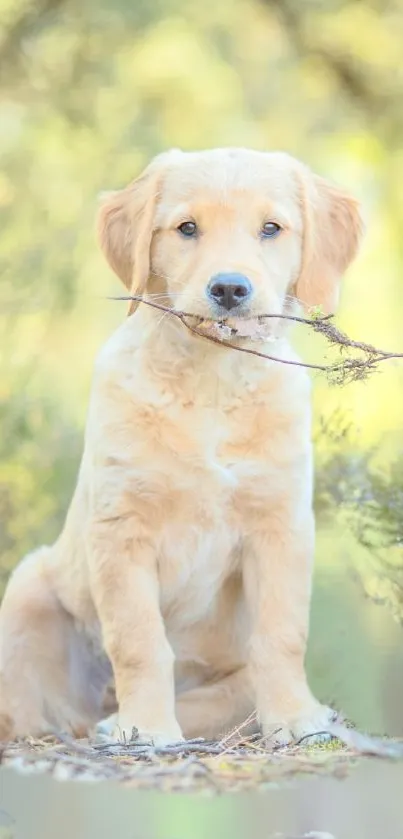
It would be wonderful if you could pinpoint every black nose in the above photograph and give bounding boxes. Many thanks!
[207,273,253,311]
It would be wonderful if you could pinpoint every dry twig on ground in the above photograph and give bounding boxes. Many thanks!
[1,720,402,793]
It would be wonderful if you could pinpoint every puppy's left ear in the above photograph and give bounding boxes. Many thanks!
[294,168,364,315]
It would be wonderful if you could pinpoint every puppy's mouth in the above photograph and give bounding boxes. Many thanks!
[191,315,277,343]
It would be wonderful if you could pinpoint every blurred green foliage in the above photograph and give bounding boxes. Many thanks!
[1,0,403,706]
[315,425,403,626]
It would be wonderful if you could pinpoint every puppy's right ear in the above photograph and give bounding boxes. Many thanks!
[97,167,159,291]
[97,151,181,311]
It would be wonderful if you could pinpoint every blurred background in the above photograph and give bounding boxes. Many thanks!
[1,0,403,735]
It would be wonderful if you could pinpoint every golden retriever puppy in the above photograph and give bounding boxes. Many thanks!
[0,149,362,746]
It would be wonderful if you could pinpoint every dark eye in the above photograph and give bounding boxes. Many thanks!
[177,221,197,237]
[261,221,282,238]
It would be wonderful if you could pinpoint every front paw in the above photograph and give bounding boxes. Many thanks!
[262,703,339,746]
[94,713,184,747]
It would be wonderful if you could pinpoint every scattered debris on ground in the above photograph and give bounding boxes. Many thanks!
[1,725,402,794]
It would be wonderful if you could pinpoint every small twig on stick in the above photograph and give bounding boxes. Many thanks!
[109,295,403,385]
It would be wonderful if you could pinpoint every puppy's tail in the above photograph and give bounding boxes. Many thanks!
[0,676,14,742]
[0,711,13,741]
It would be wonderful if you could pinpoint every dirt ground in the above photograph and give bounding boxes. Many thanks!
[1,728,402,795]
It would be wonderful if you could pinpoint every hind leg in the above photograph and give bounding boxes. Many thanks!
[0,548,106,741]
[176,668,256,741]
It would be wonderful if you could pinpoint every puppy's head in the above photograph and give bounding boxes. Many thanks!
[98,148,363,325]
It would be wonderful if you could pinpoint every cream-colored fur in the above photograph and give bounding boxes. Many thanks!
[0,149,363,745]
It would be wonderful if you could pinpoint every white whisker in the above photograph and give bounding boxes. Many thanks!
[146,292,206,303]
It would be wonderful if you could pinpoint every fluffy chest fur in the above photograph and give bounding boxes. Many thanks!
[86,316,312,627]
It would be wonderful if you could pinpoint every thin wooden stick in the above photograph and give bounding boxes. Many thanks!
[108,295,403,384]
